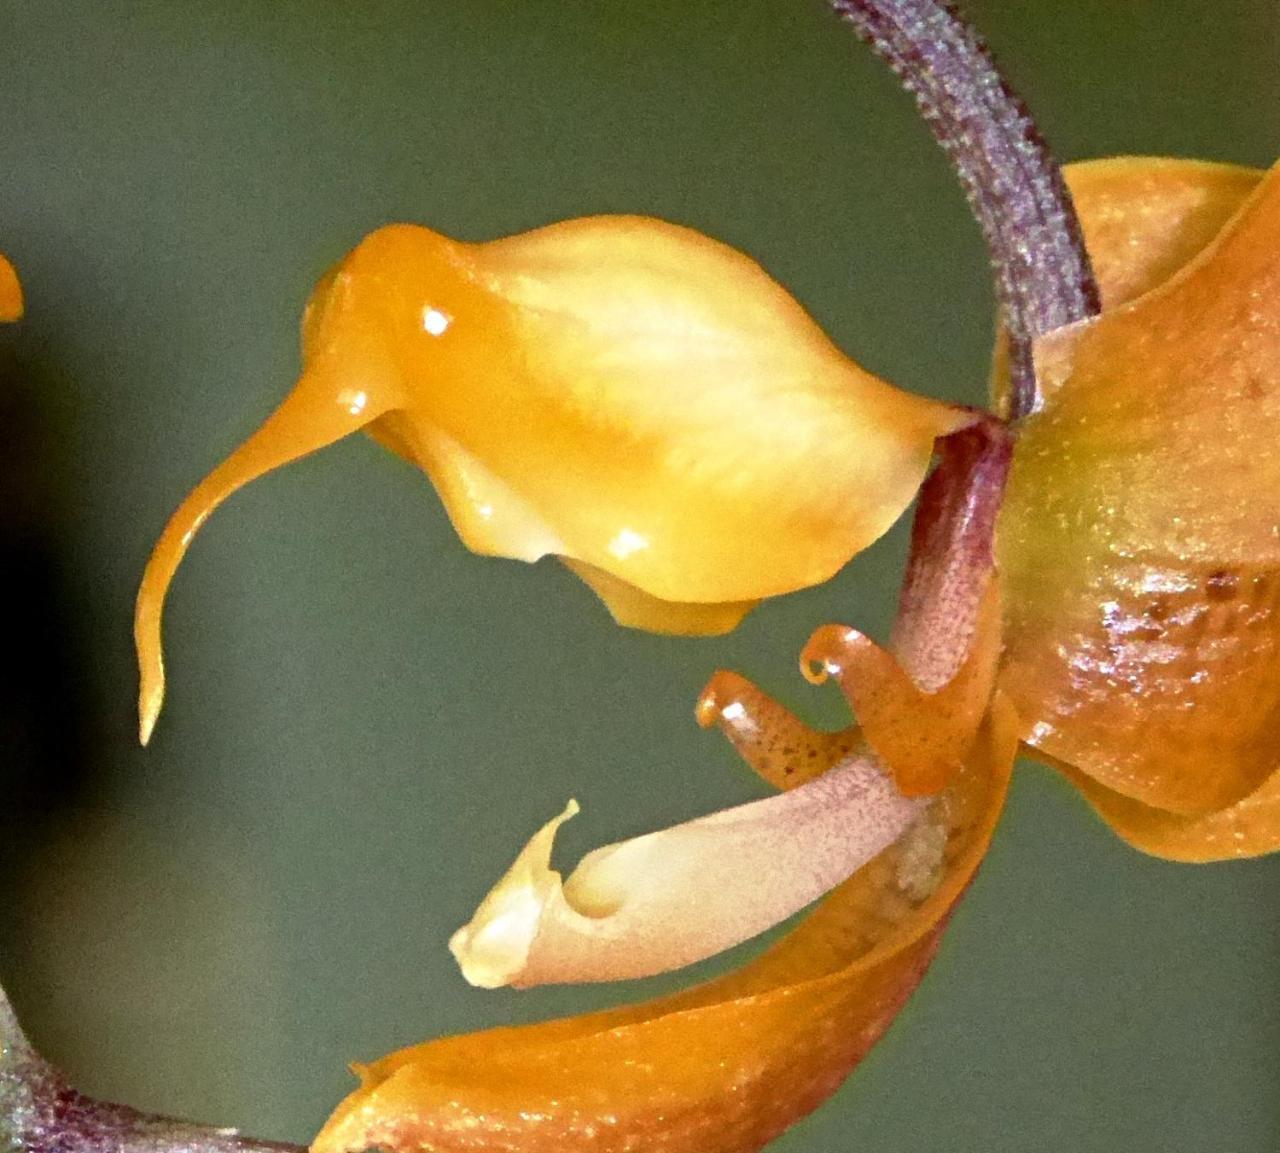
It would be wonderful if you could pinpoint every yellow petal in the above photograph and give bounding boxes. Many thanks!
[372,417,567,562]
[134,360,401,745]
[465,217,970,602]
[136,218,969,741]
[0,254,23,321]
[1000,157,1280,815]
[312,695,1017,1153]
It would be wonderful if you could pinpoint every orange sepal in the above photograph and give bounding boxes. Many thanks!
[312,696,1017,1153]
[0,254,23,321]
[1061,158,1262,313]
[990,158,1261,413]
[999,157,1280,816]
[1034,748,1280,863]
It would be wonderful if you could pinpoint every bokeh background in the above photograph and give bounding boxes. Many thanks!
[2,2,1278,1150]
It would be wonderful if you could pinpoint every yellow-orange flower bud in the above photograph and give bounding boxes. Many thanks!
[134,216,969,744]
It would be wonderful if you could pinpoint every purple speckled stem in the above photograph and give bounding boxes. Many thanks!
[833,0,1101,418]
[1,984,302,1153]
[892,416,1012,688]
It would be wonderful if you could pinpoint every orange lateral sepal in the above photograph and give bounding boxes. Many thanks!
[312,696,1016,1153]
[999,157,1280,817]
[1046,752,1280,863]
[0,254,23,322]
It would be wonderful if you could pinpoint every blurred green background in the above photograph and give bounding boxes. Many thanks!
[1,2,1277,1150]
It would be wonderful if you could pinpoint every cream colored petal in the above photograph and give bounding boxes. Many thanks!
[449,750,923,988]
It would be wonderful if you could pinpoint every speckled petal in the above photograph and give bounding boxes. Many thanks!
[800,582,1001,796]
[694,668,861,787]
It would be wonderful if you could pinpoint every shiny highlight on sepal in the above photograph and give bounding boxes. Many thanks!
[1001,158,1280,825]
[312,696,1018,1153]
[135,216,969,743]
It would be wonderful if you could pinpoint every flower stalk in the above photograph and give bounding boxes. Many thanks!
[833,0,1101,417]
[0,981,303,1153]
[9,1,1107,1151]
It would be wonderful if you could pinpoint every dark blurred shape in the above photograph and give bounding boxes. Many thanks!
[0,342,94,896]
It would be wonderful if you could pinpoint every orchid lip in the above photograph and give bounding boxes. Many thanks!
[448,749,925,989]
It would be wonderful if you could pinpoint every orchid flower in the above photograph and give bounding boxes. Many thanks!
[2,3,1277,1153]
[313,16,1280,1153]
[132,215,970,745]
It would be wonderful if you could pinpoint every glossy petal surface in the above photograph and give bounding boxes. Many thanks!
[562,557,757,636]
[313,695,1016,1153]
[1047,751,1280,863]
[1000,158,1280,816]
[136,217,967,741]
[468,218,968,602]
